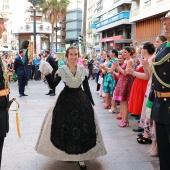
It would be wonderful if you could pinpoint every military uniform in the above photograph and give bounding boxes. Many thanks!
[0,58,9,168]
[148,41,170,170]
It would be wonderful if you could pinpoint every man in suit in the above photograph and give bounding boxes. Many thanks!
[0,13,10,168]
[14,50,28,97]
[147,11,170,170]
[87,55,95,80]
[44,50,57,96]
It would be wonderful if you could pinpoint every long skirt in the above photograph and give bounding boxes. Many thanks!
[35,87,107,161]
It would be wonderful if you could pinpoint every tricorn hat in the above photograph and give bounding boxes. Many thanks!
[161,11,170,21]
[0,13,9,22]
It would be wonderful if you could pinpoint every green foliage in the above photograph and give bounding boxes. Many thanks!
[38,0,70,24]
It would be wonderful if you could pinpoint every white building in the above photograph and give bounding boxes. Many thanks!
[0,0,12,51]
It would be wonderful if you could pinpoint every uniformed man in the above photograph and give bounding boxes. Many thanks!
[147,11,170,170]
[0,14,9,168]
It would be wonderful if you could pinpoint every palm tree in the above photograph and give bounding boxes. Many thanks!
[38,0,70,50]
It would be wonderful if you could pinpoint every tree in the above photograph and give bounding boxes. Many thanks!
[38,0,70,50]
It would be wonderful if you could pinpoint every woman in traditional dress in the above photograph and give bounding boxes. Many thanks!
[35,46,107,169]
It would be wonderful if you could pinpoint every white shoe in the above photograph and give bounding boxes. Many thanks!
[108,109,112,113]
[108,108,117,113]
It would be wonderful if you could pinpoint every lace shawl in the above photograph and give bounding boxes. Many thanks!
[57,65,86,88]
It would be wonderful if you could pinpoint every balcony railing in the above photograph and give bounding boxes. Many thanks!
[93,11,130,29]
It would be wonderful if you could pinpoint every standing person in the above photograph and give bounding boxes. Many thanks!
[87,55,95,80]
[33,54,41,80]
[44,50,57,96]
[100,49,118,109]
[14,49,28,97]
[0,13,9,169]
[35,46,107,169]
[147,11,170,170]
[112,47,134,126]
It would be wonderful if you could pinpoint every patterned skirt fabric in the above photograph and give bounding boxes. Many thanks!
[35,86,107,161]
[51,86,96,154]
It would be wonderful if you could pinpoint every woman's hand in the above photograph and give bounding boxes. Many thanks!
[100,64,105,69]
[139,58,149,68]
[113,62,119,68]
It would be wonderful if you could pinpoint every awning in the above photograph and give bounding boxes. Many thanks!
[99,35,122,42]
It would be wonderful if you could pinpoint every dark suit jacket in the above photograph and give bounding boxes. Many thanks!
[0,62,9,138]
[14,56,27,76]
[149,42,170,125]
[46,55,57,78]
[88,59,94,70]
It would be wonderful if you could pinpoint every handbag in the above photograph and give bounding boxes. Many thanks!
[12,72,18,82]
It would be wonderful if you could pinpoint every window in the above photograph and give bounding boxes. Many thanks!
[2,5,9,10]
[4,24,7,32]
[97,0,103,13]
[3,35,7,43]
[62,36,65,40]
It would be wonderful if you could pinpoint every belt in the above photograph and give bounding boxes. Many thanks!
[0,88,10,97]
[154,90,170,98]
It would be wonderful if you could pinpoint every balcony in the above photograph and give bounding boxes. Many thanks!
[94,11,130,29]
[87,28,92,34]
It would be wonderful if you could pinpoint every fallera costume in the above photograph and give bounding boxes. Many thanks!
[35,65,107,161]
[113,63,134,101]
[128,65,148,115]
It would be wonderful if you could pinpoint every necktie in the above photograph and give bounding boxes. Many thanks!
[166,42,170,47]
[21,58,24,64]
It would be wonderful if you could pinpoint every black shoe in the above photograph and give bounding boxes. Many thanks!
[135,116,141,120]
[133,127,144,132]
[22,94,28,96]
[19,94,22,97]
[45,92,51,95]
[50,93,55,96]
[138,132,143,137]
[78,162,86,169]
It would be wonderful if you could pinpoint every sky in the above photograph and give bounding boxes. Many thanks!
[10,0,29,31]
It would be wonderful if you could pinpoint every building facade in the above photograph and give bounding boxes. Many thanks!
[92,0,132,53]
[0,0,12,51]
[12,5,52,55]
[130,0,170,47]
[86,0,95,54]
[65,0,83,47]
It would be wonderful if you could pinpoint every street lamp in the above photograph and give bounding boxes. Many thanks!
[54,22,62,52]
[28,0,44,53]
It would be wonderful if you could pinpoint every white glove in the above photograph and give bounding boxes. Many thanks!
[39,61,53,75]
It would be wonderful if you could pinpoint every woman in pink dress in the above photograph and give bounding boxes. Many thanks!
[77,54,84,66]
[112,46,134,127]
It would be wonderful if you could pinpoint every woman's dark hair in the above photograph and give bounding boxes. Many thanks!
[19,49,25,54]
[123,46,133,56]
[65,46,80,58]
[111,49,118,57]
[107,53,110,58]
[157,34,167,42]
[130,46,136,56]
[143,42,155,55]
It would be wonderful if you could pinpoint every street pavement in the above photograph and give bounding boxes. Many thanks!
[1,79,159,170]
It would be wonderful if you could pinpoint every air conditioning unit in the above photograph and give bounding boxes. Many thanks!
[26,25,29,29]
[40,25,43,29]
